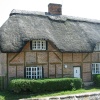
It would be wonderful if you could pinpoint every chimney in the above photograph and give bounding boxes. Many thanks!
[48,3,62,15]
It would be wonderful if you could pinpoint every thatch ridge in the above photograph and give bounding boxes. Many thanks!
[0,9,100,53]
[11,9,100,23]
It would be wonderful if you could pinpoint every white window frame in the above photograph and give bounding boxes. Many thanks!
[94,43,100,51]
[92,63,100,74]
[26,67,43,79]
[32,40,46,50]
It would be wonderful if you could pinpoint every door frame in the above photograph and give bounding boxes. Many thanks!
[73,66,82,78]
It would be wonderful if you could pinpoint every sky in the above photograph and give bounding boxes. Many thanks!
[0,0,100,26]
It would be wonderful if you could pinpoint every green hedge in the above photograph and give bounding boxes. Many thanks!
[9,78,82,93]
[93,74,100,87]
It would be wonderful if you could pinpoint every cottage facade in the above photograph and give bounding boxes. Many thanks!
[0,3,100,84]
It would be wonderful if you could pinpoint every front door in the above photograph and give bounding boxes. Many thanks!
[74,67,80,78]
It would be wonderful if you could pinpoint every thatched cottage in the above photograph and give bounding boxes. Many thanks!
[0,3,100,85]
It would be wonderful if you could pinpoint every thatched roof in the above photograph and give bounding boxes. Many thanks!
[0,9,100,53]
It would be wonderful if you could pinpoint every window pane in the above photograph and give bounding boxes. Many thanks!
[29,68,31,71]
[98,64,100,73]
[94,43,100,51]
[42,41,46,49]
[92,64,95,74]
[32,41,36,49]
[96,64,98,73]
[37,41,40,49]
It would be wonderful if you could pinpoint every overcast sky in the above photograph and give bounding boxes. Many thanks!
[0,0,100,26]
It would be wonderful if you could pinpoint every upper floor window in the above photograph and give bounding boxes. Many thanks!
[94,43,100,51]
[92,63,100,74]
[32,40,46,50]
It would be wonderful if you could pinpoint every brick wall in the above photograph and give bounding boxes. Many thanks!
[6,41,100,82]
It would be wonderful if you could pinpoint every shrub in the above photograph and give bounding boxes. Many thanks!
[9,78,82,93]
[93,74,100,87]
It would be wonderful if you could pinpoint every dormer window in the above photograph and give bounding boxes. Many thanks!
[94,43,100,51]
[32,40,46,50]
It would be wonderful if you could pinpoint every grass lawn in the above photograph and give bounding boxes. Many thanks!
[0,87,100,100]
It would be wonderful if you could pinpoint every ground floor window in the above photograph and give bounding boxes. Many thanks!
[26,67,43,79]
[92,63,100,74]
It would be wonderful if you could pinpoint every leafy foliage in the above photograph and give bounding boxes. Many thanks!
[9,78,82,93]
[93,74,100,87]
